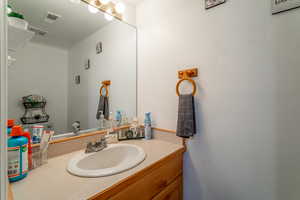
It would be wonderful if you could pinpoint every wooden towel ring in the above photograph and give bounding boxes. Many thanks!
[99,80,111,97]
[176,78,196,96]
[100,85,109,97]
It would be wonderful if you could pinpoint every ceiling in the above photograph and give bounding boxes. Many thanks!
[122,0,144,5]
[9,0,112,49]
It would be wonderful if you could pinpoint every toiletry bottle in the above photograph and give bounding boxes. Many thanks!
[121,111,128,126]
[108,112,114,132]
[116,110,122,126]
[98,111,105,129]
[144,113,152,140]
[32,125,44,144]
[130,117,139,137]
[21,131,32,170]
[7,119,15,136]
[8,126,29,182]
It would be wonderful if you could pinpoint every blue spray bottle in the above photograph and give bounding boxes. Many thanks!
[116,110,122,126]
[144,112,152,140]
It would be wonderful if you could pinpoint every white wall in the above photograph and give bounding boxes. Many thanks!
[137,0,300,200]
[121,1,136,26]
[272,10,300,200]
[8,42,69,133]
[68,20,137,130]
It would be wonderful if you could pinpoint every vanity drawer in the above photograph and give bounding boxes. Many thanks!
[109,154,182,200]
[152,176,182,200]
[90,150,183,200]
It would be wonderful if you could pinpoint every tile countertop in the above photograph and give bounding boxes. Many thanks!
[12,139,184,200]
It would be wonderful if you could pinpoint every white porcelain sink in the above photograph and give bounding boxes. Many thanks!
[67,143,146,177]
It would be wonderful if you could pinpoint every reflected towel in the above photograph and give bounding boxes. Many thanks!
[96,96,109,120]
[176,94,196,138]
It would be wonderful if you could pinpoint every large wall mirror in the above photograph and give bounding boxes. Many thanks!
[7,0,137,142]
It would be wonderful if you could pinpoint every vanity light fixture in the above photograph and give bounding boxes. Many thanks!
[69,0,81,4]
[99,0,111,5]
[104,9,114,21]
[82,0,124,21]
[88,0,99,13]
[115,2,126,14]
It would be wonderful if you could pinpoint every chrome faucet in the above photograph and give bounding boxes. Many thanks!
[85,136,107,153]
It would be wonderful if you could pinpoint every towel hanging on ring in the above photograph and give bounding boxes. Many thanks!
[175,68,198,138]
[96,81,111,120]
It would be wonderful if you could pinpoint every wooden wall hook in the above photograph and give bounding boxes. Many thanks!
[102,80,111,86]
[178,68,198,79]
[176,68,198,96]
[100,80,111,97]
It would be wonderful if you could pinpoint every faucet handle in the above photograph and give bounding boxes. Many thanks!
[85,142,94,153]
[102,136,107,142]
[100,136,107,147]
[87,142,96,148]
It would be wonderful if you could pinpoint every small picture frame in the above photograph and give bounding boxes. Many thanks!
[272,0,300,14]
[205,0,226,9]
[118,127,145,141]
[84,59,90,70]
[75,75,80,84]
[96,42,102,54]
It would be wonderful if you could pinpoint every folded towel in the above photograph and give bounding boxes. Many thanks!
[176,94,196,138]
[96,96,109,120]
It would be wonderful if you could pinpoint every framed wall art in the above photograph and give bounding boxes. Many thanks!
[205,0,226,9]
[272,0,300,14]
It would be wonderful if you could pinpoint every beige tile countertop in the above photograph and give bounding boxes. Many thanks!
[12,139,183,200]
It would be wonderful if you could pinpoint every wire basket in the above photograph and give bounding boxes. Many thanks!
[21,115,50,124]
[21,95,49,124]
[23,102,47,109]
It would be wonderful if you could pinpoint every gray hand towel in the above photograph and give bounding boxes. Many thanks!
[96,96,109,120]
[176,94,196,138]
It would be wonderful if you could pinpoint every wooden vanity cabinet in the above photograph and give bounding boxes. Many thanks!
[152,176,182,200]
[90,149,184,200]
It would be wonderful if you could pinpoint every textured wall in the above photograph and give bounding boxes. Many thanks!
[137,0,300,199]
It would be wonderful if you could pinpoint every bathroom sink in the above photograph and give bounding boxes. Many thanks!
[67,143,146,177]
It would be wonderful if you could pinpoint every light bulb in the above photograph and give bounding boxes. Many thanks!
[69,0,81,4]
[104,9,113,21]
[100,0,110,5]
[88,4,99,13]
[115,2,126,14]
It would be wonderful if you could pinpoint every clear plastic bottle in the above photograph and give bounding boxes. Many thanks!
[108,112,114,132]
[130,117,139,137]
[121,111,128,126]
[98,111,105,129]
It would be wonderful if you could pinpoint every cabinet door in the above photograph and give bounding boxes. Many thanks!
[152,176,182,200]
[8,184,14,200]
[107,155,182,200]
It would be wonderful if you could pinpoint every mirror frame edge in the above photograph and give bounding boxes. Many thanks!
[0,0,8,199]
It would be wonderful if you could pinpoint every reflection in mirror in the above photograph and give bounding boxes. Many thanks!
[7,0,137,143]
